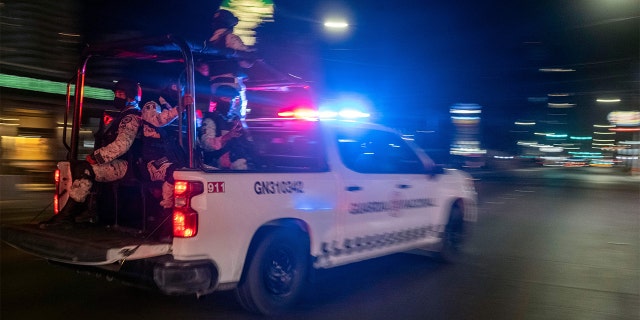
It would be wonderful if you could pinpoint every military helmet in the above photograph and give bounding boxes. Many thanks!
[113,79,142,102]
[212,9,239,28]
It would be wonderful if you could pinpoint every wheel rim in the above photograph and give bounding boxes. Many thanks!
[263,246,295,296]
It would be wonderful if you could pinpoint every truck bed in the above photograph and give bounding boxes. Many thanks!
[1,223,171,265]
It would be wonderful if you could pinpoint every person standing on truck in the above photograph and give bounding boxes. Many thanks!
[40,79,143,228]
[206,8,257,120]
[198,85,250,170]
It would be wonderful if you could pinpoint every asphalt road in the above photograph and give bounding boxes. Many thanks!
[1,167,638,320]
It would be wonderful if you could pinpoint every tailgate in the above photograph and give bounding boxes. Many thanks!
[1,224,171,265]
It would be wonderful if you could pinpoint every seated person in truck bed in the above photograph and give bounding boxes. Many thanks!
[138,82,186,238]
[140,82,184,210]
[40,79,143,228]
[198,85,251,170]
[141,90,184,209]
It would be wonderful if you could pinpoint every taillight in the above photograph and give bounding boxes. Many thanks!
[173,181,204,238]
[53,169,60,214]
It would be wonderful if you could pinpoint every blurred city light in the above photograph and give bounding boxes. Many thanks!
[324,21,349,29]
[607,111,640,126]
[0,74,112,100]
[539,68,576,72]
[610,127,640,132]
[548,103,576,108]
[539,146,564,152]
[221,0,274,46]
[597,98,621,103]
[450,109,481,114]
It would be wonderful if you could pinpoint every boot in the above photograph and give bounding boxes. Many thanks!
[39,199,87,229]
[40,162,94,229]
[75,191,98,224]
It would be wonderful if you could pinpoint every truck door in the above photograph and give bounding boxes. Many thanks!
[331,128,439,263]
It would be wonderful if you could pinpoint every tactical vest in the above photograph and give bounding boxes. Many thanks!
[141,120,185,165]
[199,112,251,166]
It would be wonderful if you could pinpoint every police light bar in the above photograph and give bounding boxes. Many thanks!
[318,108,370,120]
[277,107,318,120]
[277,107,370,121]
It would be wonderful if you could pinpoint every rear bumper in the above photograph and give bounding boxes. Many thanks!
[48,254,221,296]
[1,223,220,296]
[151,256,219,296]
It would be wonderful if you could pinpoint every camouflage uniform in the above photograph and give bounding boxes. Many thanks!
[40,78,145,228]
[71,105,142,202]
[41,104,141,227]
[140,100,181,208]
[198,90,249,170]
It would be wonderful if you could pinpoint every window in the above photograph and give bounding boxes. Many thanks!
[248,124,328,172]
[337,129,424,174]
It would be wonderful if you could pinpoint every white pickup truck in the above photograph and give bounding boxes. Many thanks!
[1,35,477,315]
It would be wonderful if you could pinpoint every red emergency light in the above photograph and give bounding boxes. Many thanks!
[277,106,318,120]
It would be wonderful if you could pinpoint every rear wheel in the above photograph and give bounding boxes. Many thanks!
[235,228,309,315]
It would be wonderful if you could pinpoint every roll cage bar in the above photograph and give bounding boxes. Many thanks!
[64,34,244,169]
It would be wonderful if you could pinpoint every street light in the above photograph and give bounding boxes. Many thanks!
[324,21,349,29]
[321,17,351,42]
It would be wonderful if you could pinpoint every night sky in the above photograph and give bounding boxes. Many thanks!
[81,0,638,104]
[11,0,637,150]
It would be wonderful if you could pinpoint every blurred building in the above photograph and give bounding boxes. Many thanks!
[1,0,82,191]
[449,103,485,168]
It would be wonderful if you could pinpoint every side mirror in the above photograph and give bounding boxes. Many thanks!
[425,164,445,178]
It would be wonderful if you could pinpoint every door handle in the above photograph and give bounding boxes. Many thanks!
[346,186,362,192]
[396,184,411,189]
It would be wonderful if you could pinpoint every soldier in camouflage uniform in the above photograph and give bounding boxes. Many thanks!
[206,9,256,120]
[140,93,182,209]
[40,79,143,227]
[138,89,185,240]
[199,85,249,170]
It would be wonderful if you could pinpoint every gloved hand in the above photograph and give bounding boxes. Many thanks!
[182,94,194,106]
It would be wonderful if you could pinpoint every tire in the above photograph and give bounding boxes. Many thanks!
[436,203,466,263]
[235,228,310,315]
